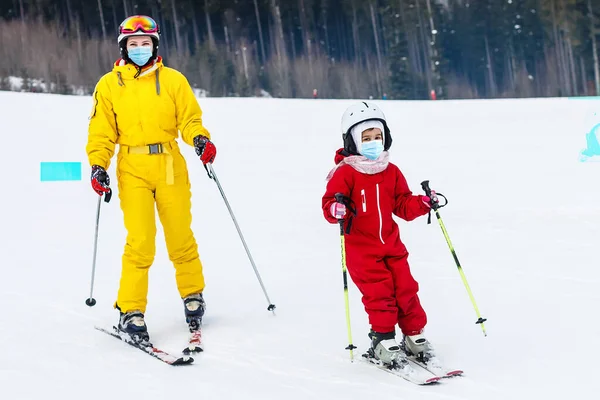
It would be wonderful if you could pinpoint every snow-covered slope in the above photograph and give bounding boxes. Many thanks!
[1,91,597,399]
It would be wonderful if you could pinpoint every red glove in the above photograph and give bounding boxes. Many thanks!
[193,135,216,164]
[422,190,438,208]
[91,165,111,196]
[329,202,346,219]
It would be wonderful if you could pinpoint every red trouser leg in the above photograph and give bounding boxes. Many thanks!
[345,243,398,333]
[386,253,427,336]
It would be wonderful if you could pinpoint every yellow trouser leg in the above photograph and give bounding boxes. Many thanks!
[155,152,205,299]
[116,169,157,314]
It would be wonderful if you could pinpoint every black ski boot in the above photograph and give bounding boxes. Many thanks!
[118,310,150,343]
[183,293,205,332]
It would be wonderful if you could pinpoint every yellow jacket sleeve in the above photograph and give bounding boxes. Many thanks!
[86,76,117,169]
[173,71,211,147]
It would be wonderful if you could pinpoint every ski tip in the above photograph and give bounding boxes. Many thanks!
[424,376,442,384]
[444,370,464,377]
[172,356,194,365]
[183,346,204,355]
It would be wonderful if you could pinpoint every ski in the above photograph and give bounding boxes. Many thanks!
[404,355,463,378]
[183,329,204,355]
[361,349,441,385]
[95,325,194,366]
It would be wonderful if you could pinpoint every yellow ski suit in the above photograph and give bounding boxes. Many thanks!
[86,57,208,314]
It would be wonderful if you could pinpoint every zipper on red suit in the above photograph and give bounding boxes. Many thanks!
[376,184,385,244]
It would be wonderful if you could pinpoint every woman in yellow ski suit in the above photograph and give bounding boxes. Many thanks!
[86,15,214,341]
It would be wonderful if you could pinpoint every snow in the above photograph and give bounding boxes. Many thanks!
[1,91,598,399]
[5,76,89,95]
[3,75,266,98]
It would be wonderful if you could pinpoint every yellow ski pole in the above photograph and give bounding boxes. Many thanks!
[335,193,358,360]
[421,181,488,337]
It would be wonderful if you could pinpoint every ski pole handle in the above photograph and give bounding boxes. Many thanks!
[334,193,346,234]
[421,180,432,197]
[421,180,439,210]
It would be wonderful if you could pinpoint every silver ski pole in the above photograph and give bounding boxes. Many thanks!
[86,189,112,307]
[204,163,276,313]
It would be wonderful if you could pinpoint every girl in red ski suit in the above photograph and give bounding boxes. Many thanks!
[322,103,434,339]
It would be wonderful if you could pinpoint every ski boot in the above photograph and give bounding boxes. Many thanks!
[364,330,440,384]
[368,330,408,366]
[183,293,205,332]
[118,310,150,343]
[401,333,457,376]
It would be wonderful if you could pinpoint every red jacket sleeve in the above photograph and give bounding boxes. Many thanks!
[393,166,430,221]
[322,166,353,224]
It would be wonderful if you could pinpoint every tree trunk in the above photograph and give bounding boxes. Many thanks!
[18,0,24,22]
[156,2,170,58]
[398,0,420,96]
[111,0,119,31]
[484,34,496,97]
[560,33,571,95]
[298,0,313,81]
[273,2,286,62]
[509,41,517,93]
[224,25,231,53]
[589,0,600,95]
[242,45,249,80]
[416,0,432,94]
[424,0,441,96]
[369,1,383,96]
[337,11,347,61]
[192,12,201,50]
[75,17,83,66]
[566,37,577,96]
[122,0,128,17]
[322,1,331,56]
[205,0,216,50]
[549,0,567,94]
[253,0,267,64]
[351,0,361,64]
[506,54,513,96]
[543,40,556,96]
[580,55,588,95]
[97,0,107,41]
[289,26,297,60]
[170,0,182,51]
[271,0,292,97]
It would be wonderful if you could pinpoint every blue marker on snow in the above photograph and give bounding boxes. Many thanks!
[579,109,600,162]
[40,162,82,181]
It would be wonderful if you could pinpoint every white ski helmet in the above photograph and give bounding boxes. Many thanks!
[341,101,392,155]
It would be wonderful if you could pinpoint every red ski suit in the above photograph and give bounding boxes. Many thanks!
[322,149,431,335]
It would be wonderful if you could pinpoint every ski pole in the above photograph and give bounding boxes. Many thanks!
[86,189,112,307]
[204,163,276,313]
[334,193,357,361]
[421,180,487,336]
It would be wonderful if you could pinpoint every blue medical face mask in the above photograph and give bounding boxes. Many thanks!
[361,140,384,160]
[128,46,153,66]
